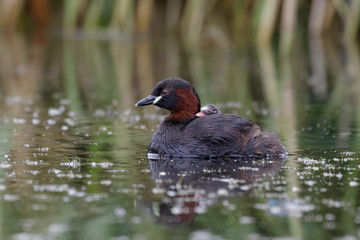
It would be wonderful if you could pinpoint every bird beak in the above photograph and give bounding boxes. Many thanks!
[135,95,161,106]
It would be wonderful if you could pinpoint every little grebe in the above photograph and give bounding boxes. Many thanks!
[196,104,220,118]
[136,78,287,157]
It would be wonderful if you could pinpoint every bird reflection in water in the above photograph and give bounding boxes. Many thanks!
[138,155,287,225]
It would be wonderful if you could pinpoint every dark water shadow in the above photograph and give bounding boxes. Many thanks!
[138,155,287,225]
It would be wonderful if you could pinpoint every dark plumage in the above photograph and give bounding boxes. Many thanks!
[136,78,287,157]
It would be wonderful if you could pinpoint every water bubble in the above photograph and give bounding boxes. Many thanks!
[47,119,56,125]
[3,194,19,201]
[60,160,80,168]
[48,106,65,116]
[67,188,85,197]
[64,118,76,126]
[167,190,176,197]
[217,188,228,196]
[13,118,26,124]
[100,180,112,185]
[349,181,359,187]
[24,159,39,165]
[94,109,106,117]
[170,206,182,215]
[325,213,335,221]
[114,207,126,218]
[190,231,222,240]
[68,111,77,118]
[32,119,40,125]
[240,185,250,191]
[12,233,42,240]
[152,188,165,194]
[304,181,316,186]
[99,162,113,168]
[194,206,207,214]
[48,223,68,236]
[0,162,12,168]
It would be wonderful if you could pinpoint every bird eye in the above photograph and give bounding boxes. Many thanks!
[161,90,168,95]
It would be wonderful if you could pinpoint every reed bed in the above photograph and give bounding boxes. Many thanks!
[0,0,359,44]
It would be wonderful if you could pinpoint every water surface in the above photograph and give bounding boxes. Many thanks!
[0,32,360,240]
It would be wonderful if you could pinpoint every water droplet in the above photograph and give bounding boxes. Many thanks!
[114,207,126,218]
[349,181,359,187]
[47,119,56,125]
[32,119,40,125]
[13,118,26,124]
[48,106,65,116]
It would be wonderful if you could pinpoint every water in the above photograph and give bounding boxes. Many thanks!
[1,32,360,240]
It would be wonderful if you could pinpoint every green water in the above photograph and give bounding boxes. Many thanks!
[0,33,360,240]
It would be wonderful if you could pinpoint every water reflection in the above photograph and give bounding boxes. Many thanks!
[142,156,287,224]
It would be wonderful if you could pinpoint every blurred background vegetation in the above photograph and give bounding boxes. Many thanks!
[1,0,360,147]
[0,0,359,43]
[0,0,358,48]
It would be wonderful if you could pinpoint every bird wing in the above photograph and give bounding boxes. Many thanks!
[185,114,261,153]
